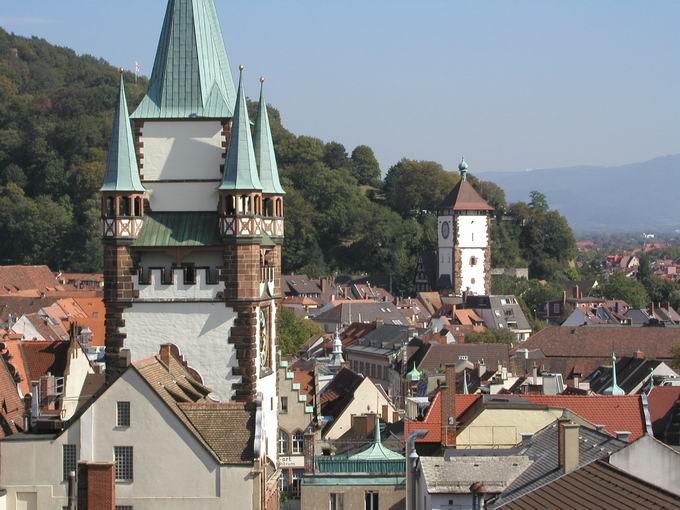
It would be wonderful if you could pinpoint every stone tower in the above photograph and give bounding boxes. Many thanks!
[101,0,283,463]
[436,158,494,296]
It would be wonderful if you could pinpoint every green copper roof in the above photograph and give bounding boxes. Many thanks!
[406,364,421,382]
[131,0,236,119]
[350,417,404,462]
[101,76,146,193]
[133,212,220,247]
[253,79,285,195]
[219,66,262,191]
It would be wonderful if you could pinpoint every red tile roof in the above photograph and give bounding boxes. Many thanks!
[406,393,647,443]
[405,391,481,443]
[647,386,680,438]
[0,265,64,296]
[439,180,494,212]
[516,394,646,441]
[0,356,25,437]
[19,340,71,382]
[519,326,680,360]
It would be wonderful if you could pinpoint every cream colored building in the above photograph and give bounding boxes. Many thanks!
[0,352,277,510]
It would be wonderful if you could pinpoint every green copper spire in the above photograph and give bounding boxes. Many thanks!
[603,352,625,396]
[253,78,285,195]
[349,415,404,461]
[406,364,421,382]
[101,75,146,193]
[219,66,262,191]
[131,0,236,119]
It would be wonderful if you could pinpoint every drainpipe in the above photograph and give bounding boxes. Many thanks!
[67,470,76,510]
[407,430,427,510]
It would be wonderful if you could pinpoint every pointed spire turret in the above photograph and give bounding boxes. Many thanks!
[132,0,236,119]
[329,326,344,366]
[219,65,262,192]
[254,77,285,195]
[101,74,146,193]
[603,352,625,396]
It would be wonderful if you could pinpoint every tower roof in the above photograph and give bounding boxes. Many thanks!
[603,353,626,396]
[131,0,236,119]
[439,178,493,212]
[219,66,262,192]
[101,75,146,193]
[253,78,285,195]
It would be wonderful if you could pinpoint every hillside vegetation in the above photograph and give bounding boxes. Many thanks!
[0,28,575,295]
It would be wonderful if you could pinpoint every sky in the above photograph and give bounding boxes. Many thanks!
[1,1,679,174]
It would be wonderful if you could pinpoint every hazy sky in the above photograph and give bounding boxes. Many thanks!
[2,1,679,174]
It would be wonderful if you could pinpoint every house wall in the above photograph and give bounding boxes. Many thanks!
[122,302,239,400]
[324,378,396,440]
[609,435,680,496]
[346,352,392,392]
[301,483,405,510]
[256,300,279,466]
[0,369,255,510]
[11,316,43,340]
[62,343,95,420]
[456,409,558,448]
[429,493,473,510]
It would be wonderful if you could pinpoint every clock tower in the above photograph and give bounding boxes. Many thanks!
[437,158,494,296]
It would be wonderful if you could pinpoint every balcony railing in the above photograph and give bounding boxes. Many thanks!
[314,456,405,475]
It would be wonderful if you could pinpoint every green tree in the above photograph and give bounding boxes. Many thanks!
[278,307,323,356]
[466,328,516,345]
[350,145,381,186]
[383,159,458,216]
[529,191,549,213]
[672,341,680,370]
[323,141,349,170]
[597,273,650,309]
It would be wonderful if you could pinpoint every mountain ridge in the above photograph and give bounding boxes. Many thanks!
[479,154,680,234]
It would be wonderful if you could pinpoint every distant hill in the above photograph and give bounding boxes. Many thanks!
[479,154,680,234]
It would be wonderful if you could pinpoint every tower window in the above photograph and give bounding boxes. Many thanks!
[226,195,236,215]
[134,197,142,217]
[470,256,478,266]
[471,232,475,242]
[120,197,131,217]
[106,197,115,217]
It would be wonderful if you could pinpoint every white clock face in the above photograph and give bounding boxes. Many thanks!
[441,221,450,239]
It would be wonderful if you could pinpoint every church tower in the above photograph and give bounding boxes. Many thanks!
[437,158,494,296]
[101,0,283,464]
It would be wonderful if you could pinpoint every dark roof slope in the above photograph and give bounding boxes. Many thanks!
[414,343,510,372]
[491,420,626,508]
[586,357,661,394]
[496,460,680,510]
[320,368,364,426]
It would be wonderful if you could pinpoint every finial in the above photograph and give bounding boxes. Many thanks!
[260,76,265,84]
[459,156,469,181]
[239,64,245,72]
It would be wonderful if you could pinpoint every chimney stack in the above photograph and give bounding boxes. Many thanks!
[440,364,457,447]
[303,431,316,472]
[558,419,580,474]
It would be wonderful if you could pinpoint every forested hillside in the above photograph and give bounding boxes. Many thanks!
[0,28,576,295]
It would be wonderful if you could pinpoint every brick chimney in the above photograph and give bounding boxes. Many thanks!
[558,419,580,474]
[78,462,115,510]
[160,343,173,366]
[303,431,316,473]
[440,363,456,447]
[634,350,645,360]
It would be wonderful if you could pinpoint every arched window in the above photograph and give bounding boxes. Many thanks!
[278,429,289,455]
[120,196,131,217]
[292,431,304,454]
[226,195,236,215]
[264,198,273,216]
[106,197,115,217]
[134,197,142,217]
